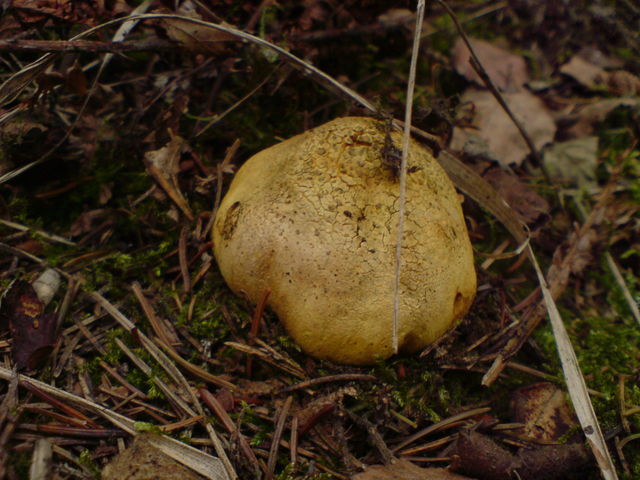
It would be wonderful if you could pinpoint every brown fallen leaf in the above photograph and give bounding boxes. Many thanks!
[560,56,609,90]
[159,1,237,54]
[352,459,472,480]
[451,89,556,166]
[607,70,640,96]
[144,132,194,221]
[102,433,205,480]
[0,280,58,370]
[452,38,529,93]
[510,382,578,443]
[559,55,640,96]
[479,164,549,226]
[561,98,639,139]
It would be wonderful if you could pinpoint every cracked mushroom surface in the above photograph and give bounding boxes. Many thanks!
[213,116,476,365]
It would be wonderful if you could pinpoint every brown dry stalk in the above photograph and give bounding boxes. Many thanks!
[199,388,261,472]
[281,374,377,392]
[267,396,293,480]
[0,39,176,52]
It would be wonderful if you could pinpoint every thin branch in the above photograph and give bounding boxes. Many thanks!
[267,396,293,480]
[435,0,548,180]
[0,38,177,53]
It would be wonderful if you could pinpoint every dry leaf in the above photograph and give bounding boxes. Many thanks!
[511,382,578,442]
[352,459,471,480]
[479,165,549,226]
[160,1,237,54]
[0,280,58,370]
[543,136,598,189]
[607,70,640,96]
[378,9,414,26]
[559,56,640,96]
[143,133,194,221]
[451,89,556,166]
[102,433,205,480]
[560,56,608,90]
[452,38,529,93]
[562,98,638,138]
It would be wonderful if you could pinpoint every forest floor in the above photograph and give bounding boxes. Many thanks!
[0,1,639,479]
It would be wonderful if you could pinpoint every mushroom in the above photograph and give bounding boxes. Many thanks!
[212,117,476,365]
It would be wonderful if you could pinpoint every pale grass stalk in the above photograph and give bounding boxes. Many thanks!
[392,0,427,353]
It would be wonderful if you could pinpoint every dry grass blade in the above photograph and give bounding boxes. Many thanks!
[156,338,236,390]
[526,246,618,479]
[437,1,618,477]
[88,291,238,479]
[0,1,152,186]
[29,438,53,480]
[114,337,195,416]
[0,219,76,246]
[391,406,491,453]
[392,0,426,353]
[0,366,229,480]
[225,340,307,379]
[605,253,640,326]
[267,396,293,480]
[147,435,230,480]
[574,200,640,326]
[0,55,55,107]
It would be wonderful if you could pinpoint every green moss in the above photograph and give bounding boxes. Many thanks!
[133,422,164,435]
[78,449,101,479]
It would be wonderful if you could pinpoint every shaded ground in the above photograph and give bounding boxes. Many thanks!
[0,1,639,480]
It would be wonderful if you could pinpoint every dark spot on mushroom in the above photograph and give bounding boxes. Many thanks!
[219,201,242,240]
[343,210,352,218]
[453,292,466,319]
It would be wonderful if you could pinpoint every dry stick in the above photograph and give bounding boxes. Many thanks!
[281,374,377,392]
[246,289,271,377]
[434,0,543,166]
[114,337,195,416]
[99,360,148,399]
[391,406,491,453]
[290,416,298,466]
[156,338,236,390]
[0,39,176,53]
[0,366,229,480]
[199,388,262,473]
[179,225,191,294]
[0,219,76,246]
[86,291,238,479]
[267,396,293,480]
[195,69,277,138]
[0,369,20,480]
[132,281,176,348]
[392,0,427,353]
[344,409,395,465]
[0,1,153,187]
[25,406,94,429]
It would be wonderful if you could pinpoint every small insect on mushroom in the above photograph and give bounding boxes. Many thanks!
[379,116,420,177]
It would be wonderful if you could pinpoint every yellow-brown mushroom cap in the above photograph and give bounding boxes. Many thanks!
[213,116,476,365]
